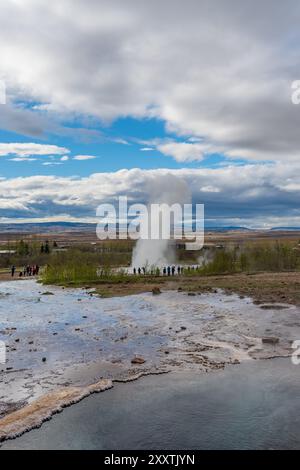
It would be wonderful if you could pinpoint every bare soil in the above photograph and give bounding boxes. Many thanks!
[93,272,300,306]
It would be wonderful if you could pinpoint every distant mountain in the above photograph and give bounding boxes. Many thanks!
[204,226,252,232]
[270,227,300,231]
[0,222,96,233]
[0,221,253,234]
[1,221,299,234]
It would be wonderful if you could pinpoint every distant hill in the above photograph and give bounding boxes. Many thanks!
[0,221,299,234]
[0,222,253,234]
[270,227,300,231]
[0,222,96,233]
[205,226,252,232]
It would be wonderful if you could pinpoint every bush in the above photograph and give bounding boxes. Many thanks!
[195,242,300,275]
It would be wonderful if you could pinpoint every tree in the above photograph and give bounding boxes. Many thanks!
[44,240,50,254]
[17,240,29,256]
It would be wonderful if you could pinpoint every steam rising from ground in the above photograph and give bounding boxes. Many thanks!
[131,175,191,268]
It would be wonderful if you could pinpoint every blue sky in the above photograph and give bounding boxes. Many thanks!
[0,0,300,227]
[0,116,231,179]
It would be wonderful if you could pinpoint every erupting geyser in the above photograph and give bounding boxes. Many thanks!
[131,175,191,268]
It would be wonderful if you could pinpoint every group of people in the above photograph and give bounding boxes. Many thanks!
[132,265,201,276]
[133,265,186,276]
[11,264,40,278]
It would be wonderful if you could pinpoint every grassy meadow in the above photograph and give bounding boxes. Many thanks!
[1,236,300,286]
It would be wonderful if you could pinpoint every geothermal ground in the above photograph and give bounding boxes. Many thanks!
[0,279,299,441]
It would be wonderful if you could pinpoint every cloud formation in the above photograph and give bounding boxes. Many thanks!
[1,164,300,227]
[0,143,69,157]
[0,0,299,165]
[73,155,97,161]
[157,142,206,163]
[0,1,299,225]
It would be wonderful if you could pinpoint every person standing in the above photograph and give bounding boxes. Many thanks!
[11,265,16,277]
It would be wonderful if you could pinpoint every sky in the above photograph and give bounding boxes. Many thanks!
[0,0,300,227]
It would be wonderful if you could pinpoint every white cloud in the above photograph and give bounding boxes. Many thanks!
[73,155,97,161]
[9,157,37,162]
[200,186,220,193]
[113,138,130,145]
[157,142,207,162]
[60,156,69,161]
[140,147,153,152]
[0,143,69,157]
[0,164,300,226]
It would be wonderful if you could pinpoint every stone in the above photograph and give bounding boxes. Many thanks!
[262,337,279,345]
[131,356,146,365]
[152,287,161,295]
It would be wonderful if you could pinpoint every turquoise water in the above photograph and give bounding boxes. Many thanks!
[2,358,300,450]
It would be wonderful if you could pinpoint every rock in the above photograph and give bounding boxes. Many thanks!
[152,287,161,295]
[42,357,47,362]
[131,356,146,365]
[262,337,279,345]
[260,304,288,310]
[188,292,196,296]
[28,341,34,345]
[15,339,20,343]
[180,326,187,331]
[42,292,54,296]
[164,351,170,354]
